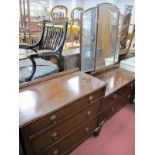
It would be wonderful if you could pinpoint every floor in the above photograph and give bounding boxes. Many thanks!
[70,104,135,155]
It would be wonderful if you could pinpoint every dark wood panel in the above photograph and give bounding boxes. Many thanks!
[102,105,115,122]
[39,116,98,155]
[29,99,101,154]
[100,78,134,124]
[116,81,134,97]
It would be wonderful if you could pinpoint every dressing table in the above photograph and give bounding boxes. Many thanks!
[80,3,135,126]
[20,3,135,155]
[92,63,135,125]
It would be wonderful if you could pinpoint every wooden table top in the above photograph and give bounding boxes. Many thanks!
[19,71,106,127]
[93,67,135,96]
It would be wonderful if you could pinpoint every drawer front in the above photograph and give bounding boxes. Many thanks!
[29,100,101,154]
[117,81,134,97]
[24,89,104,136]
[105,94,115,107]
[40,116,98,155]
[102,105,115,121]
[114,94,130,112]
[105,81,134,108]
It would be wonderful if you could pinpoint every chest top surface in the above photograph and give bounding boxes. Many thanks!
[94,67,135,96]
[19,71,106,127]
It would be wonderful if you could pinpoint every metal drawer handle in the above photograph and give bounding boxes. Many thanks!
[85,127,89,134]
[88,95,93,102]
[50,115,57,124]
[52,132,58,141]
[131,83,133,87]
[111,107,114,112]
[87,111,92,118]
[128,95,131,99]
[53,149,58,155]
[114,94,117,99]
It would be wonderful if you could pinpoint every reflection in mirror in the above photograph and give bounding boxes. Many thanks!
[120,5,133,50]
[95,3,122,70]
[19,20,68,84]
[80,7,97,72]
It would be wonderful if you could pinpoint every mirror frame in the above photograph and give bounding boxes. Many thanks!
[80,3,122,73]
[95,3,122,71]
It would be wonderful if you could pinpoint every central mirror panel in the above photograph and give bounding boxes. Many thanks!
[95,3,122,70]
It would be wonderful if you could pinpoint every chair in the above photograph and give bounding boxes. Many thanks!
[19,20,68,83]
[70,7,84,46]
[51,5,68,21]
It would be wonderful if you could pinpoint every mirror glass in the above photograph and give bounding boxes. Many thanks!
[80,7,97,72]
[95,3,122,70]
[120,5,133,50]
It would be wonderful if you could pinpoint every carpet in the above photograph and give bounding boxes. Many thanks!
[70,104,135,155]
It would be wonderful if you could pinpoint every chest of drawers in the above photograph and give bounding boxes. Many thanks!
[93,66,135,124]
[19,71,106,155]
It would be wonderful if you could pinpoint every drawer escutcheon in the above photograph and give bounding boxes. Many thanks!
[50,115,57,124]
[89,95,93,102]
[87,111,92,118]
[85,127,89,134]
[53,149,58,155]
[51,132,58,141]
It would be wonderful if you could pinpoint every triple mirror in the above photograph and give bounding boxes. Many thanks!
[81,3,122,72]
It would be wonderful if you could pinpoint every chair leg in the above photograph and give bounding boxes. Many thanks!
[78,31,80,45]
[70,31,74,47]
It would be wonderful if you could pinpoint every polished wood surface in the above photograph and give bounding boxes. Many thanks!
[92,62,135,125]
[24,89,103,136]
[93,67,134,96]
[19,71,106,127]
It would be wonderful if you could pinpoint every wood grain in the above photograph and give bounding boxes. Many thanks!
[19,71,106,127]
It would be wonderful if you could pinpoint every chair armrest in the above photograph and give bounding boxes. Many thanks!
[19,43,39,49]
[30,52,59,62]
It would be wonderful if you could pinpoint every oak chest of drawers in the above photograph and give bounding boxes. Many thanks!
[19,71,106,155]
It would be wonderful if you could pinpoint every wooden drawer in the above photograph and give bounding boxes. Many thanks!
[102,105,115,121]
[39,116,98,155]
[105,81,134,107]
[117,81,134,97]
[29,100,101,154]
[105,94,115,107]
[114,94,131,112]
[23,88,104,136]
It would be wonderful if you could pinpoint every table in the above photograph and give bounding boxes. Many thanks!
[62,48,80,70]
